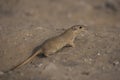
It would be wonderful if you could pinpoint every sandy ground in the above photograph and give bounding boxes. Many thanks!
[0,0,120,80]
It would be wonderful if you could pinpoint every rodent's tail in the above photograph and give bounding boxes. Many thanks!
[9,49,43,72]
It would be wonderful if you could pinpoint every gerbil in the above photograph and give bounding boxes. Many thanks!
[7,25,85,72]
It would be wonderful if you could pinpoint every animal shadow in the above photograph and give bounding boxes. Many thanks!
[31,43,73,58]
[31,45,46,58]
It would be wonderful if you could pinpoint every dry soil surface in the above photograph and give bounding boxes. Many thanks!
[0,0,120,80]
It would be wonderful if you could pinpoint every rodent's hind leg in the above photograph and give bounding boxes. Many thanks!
[44,52,56,57]
[44,53,51,57]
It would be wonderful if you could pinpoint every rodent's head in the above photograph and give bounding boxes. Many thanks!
[71,25,85,33]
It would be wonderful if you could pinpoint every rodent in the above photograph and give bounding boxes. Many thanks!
[6,25,85,72]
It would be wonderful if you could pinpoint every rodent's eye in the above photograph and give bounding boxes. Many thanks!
[79,26,82,29]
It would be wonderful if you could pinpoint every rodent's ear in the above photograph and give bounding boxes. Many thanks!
[72,27,77,30]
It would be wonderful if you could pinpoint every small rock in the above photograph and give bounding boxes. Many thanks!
[35,27,43,30]
[38,63,43,68]
[97,52,101,56]
[113,60,119,66]
[45,63,57,71]
[0,71,4,75]
[26,33,32,37]
[84,58,93,64]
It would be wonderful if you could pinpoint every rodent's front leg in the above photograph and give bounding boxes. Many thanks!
[68,41,75,47]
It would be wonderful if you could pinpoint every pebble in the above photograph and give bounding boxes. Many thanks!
[45,63,57,71]
[26,33,32,37]
[35,27,43,30]
[0,71,4,75]
[84,58,93,64]
[97,52,101,56]
[38,63,43,68]
[113,60,119,66]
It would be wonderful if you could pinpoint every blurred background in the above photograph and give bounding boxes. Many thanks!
[0,0,120,80]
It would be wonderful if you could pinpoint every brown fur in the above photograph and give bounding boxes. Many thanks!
[8,25,85,72]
